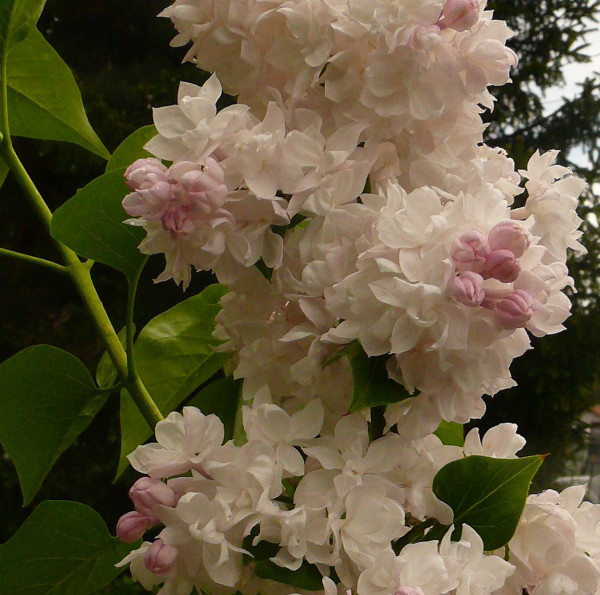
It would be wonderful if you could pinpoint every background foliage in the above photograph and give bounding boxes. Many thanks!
[0,0,599,581]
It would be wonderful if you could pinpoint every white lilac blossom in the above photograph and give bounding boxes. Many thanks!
[117,0,594,593]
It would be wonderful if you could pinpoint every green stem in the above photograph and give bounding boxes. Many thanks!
[393,519,435,553]
[126,256,148,383]
[96,381,124,395]
[0,247,67,274]
[0,50,8,147]
[0,54,162,427]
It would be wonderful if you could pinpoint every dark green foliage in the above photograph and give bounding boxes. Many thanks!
[432,455,544,551]
[0,501,135,594]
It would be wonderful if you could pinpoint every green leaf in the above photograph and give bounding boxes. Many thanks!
[432,454,544,551]
[96,326,130,389]
[0,345,107,505]
[51,169,145,280]
[117,284,232,477]
[187,376,241,442]
[0,156,8,188]
[254,560,323,591]
[0,0,46,52]
[106,125,157,173]
[0,500,134,594]
[434,420,464,447]
[6,29,109,158]
[348,349,411,413]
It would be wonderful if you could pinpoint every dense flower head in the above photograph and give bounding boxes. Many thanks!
[118,0,592,593]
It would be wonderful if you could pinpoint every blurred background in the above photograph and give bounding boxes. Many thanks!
[1,1,600,589]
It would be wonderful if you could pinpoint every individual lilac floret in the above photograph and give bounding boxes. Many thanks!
[450,230,489,273]
[129,477,176,521]
[447,271,485,307]
[483,249,521,283]
[494,289,534,329]
[127,407,224,479]
[116,511,153,544]
[144,540,178,575]
[439,0,480,32]
[488,220,532,258]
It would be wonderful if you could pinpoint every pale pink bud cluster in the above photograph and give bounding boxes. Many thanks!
[116,478,176,543]
[438,0,480,32]
[448,222,533,328]
[123,157,229,236]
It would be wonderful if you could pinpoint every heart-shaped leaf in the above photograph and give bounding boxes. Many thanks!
[0,345,106,505]
[51,169,145,280]
[432,454,544,551]
[106,125,157,173]
[0,0,46,54]
[0,500,135,594]
[6,29,109,158]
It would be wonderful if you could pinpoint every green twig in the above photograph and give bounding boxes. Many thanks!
[393,519,435,553]
[0,247,67,274]
[0,55,162,428]
[96,381,124,395]
[126,256,148,383]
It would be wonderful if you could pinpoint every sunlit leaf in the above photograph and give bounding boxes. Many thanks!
[434,420,464,447]
[0,0,46,53]
[51,169,145,280]
[6,29,109,158]
[117,284,231,477]
[106,125,157,173]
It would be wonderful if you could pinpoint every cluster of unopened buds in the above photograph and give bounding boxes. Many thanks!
[448,221,534,329]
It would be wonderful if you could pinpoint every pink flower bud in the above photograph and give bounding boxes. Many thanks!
[129,477,176,520]
[450,230,489,273]
[116,511,152,543]
[494,290,533,329]
[144,540,178,576]
[125,158,168,191]
[447,272,485,307]
[483,249,521,283]
[441,0,480,32]
[488,221,531,258]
